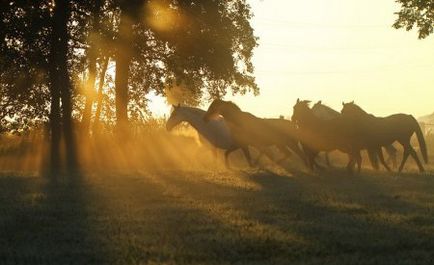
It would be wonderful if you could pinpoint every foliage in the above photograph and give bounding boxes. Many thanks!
[393,0,434,39]
[0,0,258,135]
[0,1,52,133]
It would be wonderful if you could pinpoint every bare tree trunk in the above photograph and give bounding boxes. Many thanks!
[51,0,78,176]
[81,55,97,134]
[81,0,103,134]
[93,56,109,135]
[48,71,61,178]
[115,11,134,136]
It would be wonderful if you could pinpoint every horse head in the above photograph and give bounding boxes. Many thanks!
[203,99,224,122]
[312,100,322,109]
[166,103,182,131]
[291,98,311,123]
[203,99,241,122]
[340,101,366,117]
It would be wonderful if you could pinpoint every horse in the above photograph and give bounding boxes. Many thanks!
[312,100,340,120]
[292,99,365,174]
[312,100,398,169]
[340,102,428,172]
[166,105,252,168]
[311,100,341,166]
[203,99,307,167]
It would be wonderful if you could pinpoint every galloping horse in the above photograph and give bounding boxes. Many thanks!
[292,99,364,174]
[341,102,427,172]
[312,100,398,169]
[166,105,252,168]
[203,99,307,166]
[311,101,340,166]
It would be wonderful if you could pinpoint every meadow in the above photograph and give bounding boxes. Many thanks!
[1,127,434,264]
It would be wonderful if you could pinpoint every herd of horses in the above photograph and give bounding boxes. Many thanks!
[166,99,428,174]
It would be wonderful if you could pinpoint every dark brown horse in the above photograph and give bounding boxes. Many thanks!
[341,102,427,172]
[312,100,398,170]
[292,99,364,174]
[203,99,307,167]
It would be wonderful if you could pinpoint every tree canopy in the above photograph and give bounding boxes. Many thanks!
[393,0,434,39]
[0,0,258,133]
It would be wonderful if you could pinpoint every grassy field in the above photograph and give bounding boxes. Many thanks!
[0,167,433,265]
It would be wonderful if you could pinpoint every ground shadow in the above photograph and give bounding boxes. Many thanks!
[0,174,112,264]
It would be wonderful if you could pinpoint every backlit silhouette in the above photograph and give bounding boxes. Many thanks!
[166,105,250,168]
[341,102,428,172]
[204,99,306,167]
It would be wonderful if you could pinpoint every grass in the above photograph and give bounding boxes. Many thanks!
[0,167,433,265]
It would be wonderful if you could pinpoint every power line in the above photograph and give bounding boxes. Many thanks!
[254,65,434,76]
[253,17,389,29]
[258,42,412,51]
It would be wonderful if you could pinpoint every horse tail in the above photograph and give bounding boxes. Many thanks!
[413,117,428,163]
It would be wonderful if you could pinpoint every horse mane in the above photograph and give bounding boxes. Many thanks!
[313,101,340,115]
[223,100,241,111]
[347,103,368,115]
[179,106,205,114]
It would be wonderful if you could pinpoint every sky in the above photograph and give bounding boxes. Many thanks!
[148,0,434,118]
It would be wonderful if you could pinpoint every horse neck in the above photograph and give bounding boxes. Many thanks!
[179,108,209,132]
[313,105,340,119]
[350,108,373,120]
[220,105,242,122]
[299,109,325,128]
[322,105,340,116]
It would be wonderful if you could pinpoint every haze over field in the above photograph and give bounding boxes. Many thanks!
[149,0,434,118]
[1,1,434,264]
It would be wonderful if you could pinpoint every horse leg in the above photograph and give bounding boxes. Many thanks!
[212,147,218,160]
[355,151,362,174]
[346,154,355,175]
[224,146,239,169]
[325,152,331,167]
[253,151,264,166]
[301,146,314,170]
[286,140,307,166]
[385,145,398,169]
[253,146,277,166]
[398,145,410,173]
[367,148,379,170]
[241,146,254,167]
[408,145,425,172]
[377,147,391,172]
[275,145,292,164]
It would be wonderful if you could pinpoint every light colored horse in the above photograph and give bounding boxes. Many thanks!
[312,100,398,169]
[166,105,252,168]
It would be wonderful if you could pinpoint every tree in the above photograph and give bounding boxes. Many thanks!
[0,0,259,174]
[393,0,434,39]
[112,0,258,134]
[0,0,83,176]
[49,0,78,175]
[0,1,51,135]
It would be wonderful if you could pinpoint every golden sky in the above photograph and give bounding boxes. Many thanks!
[149,0,434,118]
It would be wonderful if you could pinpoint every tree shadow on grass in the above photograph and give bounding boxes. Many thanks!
[2,170,433,265]
[0,175,112,264]
[138,168,434,264]
[241,169,434,264]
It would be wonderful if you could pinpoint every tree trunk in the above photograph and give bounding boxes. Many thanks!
[115,11,134,136]
[48,70,61,178]
[93,56,109,135]
[50,0,78,175]
[81,55,97,134]
[81,0,103,134]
